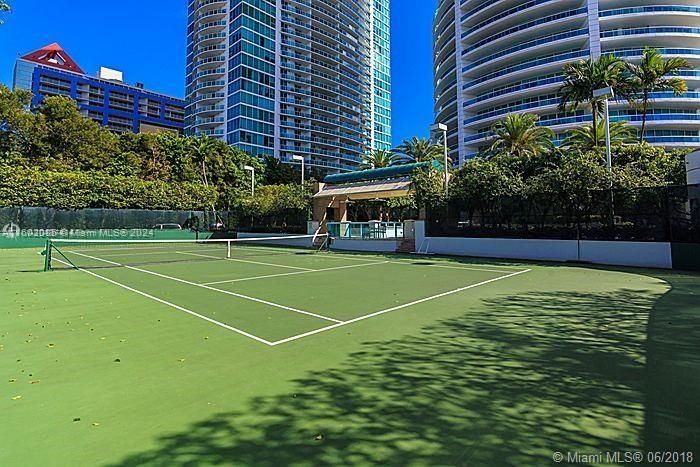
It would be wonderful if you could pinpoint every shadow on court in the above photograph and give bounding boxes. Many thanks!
[110,273,700,466]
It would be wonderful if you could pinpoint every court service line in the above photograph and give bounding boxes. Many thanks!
[50,257,275,346]
[84,248,223,258]
[69,251,342,324]
[269,268,532,346]
[177,251,314,271]
[202,261,390,285]
[321,252,525,274]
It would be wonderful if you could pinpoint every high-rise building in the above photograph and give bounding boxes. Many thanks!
[185,0,392,173]
[13,43,185,134]
[434,0,700,165]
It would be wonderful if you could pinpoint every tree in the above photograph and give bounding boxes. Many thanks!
[489,113,554,158]
[528,151,614,217]
[613,142,687,186]
[559,54,628,146]
[360,149,399,169]
[261,155,298,185]
[410,166,446,211]
[451,158,523,226]
[563,121,636,151]
[37,96,119,171]
[0,1,9,24]
[0,85,47,162]
[625,48,691,142]
[188,135,218,186]
[394,137,444,164]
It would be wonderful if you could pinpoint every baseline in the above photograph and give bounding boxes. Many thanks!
[70,251,342,324]
[50,257,275,346]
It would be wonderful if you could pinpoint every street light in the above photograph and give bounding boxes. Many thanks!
[430,122,450,197]
[593,86,615,173]
[291,155,305,187]
[243,165,255,196]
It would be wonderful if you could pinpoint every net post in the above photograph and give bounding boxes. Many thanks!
[43,239,52,272]
[227,240,231,259]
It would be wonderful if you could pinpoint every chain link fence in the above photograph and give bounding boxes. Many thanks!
[0,207,311,248]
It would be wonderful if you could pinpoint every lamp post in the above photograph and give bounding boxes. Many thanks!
[430,123,450,198]
[292,155,305,187]
[593,86,615,173]
[244,165,255,196]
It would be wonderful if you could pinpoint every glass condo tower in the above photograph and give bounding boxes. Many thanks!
[186,0,392,173]
[434,0,700,165]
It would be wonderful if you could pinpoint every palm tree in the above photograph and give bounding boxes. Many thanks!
[626,48,691,142]
[394,137,444,164]
[559,54,628,146]
[360,149,399,169]
[489,113,554,158]
[562,121,636,151]
[188,135,217,185]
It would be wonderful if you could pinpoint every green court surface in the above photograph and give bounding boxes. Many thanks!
[1,244,699,466]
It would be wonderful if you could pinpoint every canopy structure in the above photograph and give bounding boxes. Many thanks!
[312,161,438,227]
[313,177,411,201]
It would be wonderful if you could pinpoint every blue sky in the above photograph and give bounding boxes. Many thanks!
[0,0,437,146]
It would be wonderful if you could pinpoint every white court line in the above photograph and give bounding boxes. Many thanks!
[269,269,532,346]
[70,251,342,324]
[322,252,524,274]
[177,251,314,271]
[203,261,390,285]
[77,248,225,258]
[50,257,275,346]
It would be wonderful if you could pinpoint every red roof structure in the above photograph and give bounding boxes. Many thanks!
[20,43,84,74]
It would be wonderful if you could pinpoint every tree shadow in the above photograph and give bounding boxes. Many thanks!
[110,282,699,466]
[645,271,700,454]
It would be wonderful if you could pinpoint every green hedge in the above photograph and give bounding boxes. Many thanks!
[0,166,217,210]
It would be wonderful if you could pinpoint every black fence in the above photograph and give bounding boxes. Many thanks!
[227,209,309,235]
[0,207,309,235]
[0,207,220,231]
[427,184,700,243]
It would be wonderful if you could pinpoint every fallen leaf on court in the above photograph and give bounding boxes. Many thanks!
[11,395,21,400]
[30,380,40,385]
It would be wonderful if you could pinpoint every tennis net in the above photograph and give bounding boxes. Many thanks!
[44,234,329,271]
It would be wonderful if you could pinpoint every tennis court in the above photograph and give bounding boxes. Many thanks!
[45,235,531,346]
[3,240,699,466]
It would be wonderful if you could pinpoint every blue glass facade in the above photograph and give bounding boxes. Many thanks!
[186,0,391,173]
[13,60,185,134]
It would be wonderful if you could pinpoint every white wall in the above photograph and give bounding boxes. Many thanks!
[419,236,580,262]
[414,221,673,269]
[687,150,700,185]
[331,239,398,253]
[579,241,672,269]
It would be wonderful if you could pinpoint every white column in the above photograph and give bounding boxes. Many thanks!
[587,0,601,59]
[274,0,283,160]
[453,0,467,166]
